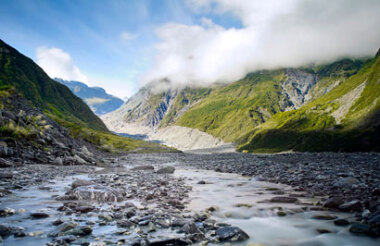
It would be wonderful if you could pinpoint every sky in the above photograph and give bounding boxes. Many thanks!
[1,0,380,98]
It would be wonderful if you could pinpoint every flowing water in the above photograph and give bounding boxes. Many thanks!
[175,167,380,246]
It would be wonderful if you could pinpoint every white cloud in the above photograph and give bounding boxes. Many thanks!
[120,31,139,42]
[142,0,380,88]
[36,46,88,83]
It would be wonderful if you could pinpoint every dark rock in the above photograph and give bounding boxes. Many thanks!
[178,222,202,234]
[30,212,49,219]
[312,214,337,220]
[216,226,249,242]
[117,220,135,228]
[339,200,362,212]
[0,158,13,168]
[197,180,206,184]
[334,219,350,226]
[0,224,12,237]
[323,197,344,209]
[149,238,190,246]
[269,196,298,203]
[64,226,92,236]
[74,206,94,213]
[349,223,371,234]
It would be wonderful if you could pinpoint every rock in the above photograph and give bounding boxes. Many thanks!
[53,157,63,166]
[149,238,190,246]
[0,207,15,216]
[0,172,13,179]
[269,196,298,203]
[55,221,78,234]
[54,235,77,244]
[0,224,12,237]
[334,219,350,226]
[131,165,154,171]
[197,180,206,184]
[178,222,202,234]
[216,226,249,242]
[349,223,371,234]
[80,146,93,157]
[316,228,332,234]
[30,212,49,219]
[339,200,362,212]
[75,206,94,213]
[277,211,287,216]
[312,214,337,220]
[157,166,175,174]
[64,226,92,236]
[117,220,135,228]
[73,155,87,165]
[71,179,95,189]
[70,184,124,202]
[0,158,13,168]
[323,197,344,209]
[99,213,113,222]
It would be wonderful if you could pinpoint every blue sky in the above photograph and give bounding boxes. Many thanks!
[0,0,240,98]
[1,0,379,98]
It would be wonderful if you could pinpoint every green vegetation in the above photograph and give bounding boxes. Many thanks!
[0,40,175,153]
[176,70,288,142]
[159,87,212,127]
[238,54,380,152]
[0,39,106,131]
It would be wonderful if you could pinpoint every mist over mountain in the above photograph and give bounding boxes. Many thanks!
[142,0,380,89]
[55,78,124,115]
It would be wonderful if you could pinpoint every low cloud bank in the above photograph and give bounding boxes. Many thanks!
[142,0,380,88]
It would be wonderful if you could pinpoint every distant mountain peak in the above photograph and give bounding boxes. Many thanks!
[55,78,124,115]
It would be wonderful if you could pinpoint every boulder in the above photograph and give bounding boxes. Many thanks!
[30,212,49,219]
[349,223,371,234]
[216,226,249,242]
[0,224,12,237]
[71,179,95,189]
[339,200,362,212]
[323,197,344,209]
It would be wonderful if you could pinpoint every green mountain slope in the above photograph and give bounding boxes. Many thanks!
[0,39,106,131]
[176,70,289,142]
[0,39,175,153]
[238,51,380,152]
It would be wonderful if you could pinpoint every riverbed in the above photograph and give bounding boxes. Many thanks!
[0,153,379,245]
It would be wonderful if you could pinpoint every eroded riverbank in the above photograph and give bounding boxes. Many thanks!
[0,152,379,245]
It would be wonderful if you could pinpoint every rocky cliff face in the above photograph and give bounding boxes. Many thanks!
[0,88,100,166]
[55,78,124,115]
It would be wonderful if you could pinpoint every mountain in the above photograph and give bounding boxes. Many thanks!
[238,52,380,152]
[102,51,379,152]
[55,78,124,115]
[0,39,175,156]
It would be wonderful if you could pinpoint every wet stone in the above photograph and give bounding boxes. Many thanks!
[269,196,298,203]
[216,226,249,242]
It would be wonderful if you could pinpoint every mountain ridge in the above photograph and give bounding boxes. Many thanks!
[55,78,124,115]
[102,54,378,152]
